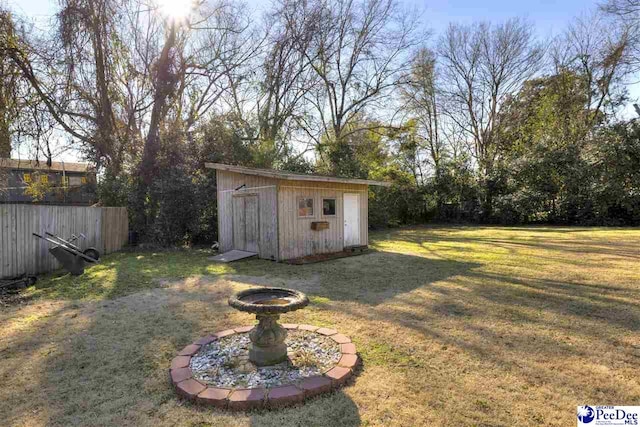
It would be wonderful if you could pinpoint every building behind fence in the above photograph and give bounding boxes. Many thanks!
[0,205,128,278]
[0,158,97,205]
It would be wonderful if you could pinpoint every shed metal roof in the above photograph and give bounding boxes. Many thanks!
[0,158,94,173]
[205,163,391,187]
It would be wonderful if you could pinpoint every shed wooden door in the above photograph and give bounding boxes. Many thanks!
[232,195,259,253]
[343,193,360,247]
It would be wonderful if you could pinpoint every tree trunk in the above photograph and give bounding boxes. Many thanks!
[0,14,14,158]
[90,1,118,172]
[138,23,178,185]
[0,120,10,158]
[0,80,10,157]
[133,23,179,237]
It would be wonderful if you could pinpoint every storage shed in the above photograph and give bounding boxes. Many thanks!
[205,163,390,261]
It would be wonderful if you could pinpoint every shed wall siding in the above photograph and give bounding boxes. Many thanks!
[216,171,278,260]
[277,180,368,260]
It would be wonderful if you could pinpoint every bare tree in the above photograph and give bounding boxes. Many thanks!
[56,0,127,171]
[2,0,256,175]
[137,15,183,184]
[179,2,258,132]
[280,0,420,174]
[246,7,318,166]
[438,18,544,214]
[0,9,20,158]
[402,48,443,178]
[1,0,129,170]
[0,9,60,162]
[551,12,632,129]
[601,0,640,16]
[137,0,257,182]
[600,0,640,73]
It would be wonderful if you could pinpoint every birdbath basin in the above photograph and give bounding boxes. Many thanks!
[228,287,309,366]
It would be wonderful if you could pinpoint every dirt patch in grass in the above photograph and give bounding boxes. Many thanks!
[284,247,369,264]
[0,289,34,307]
[1,226,640,426]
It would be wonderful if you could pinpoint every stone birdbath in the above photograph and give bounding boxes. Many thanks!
[169,286,359,409]
[228,287,309,366]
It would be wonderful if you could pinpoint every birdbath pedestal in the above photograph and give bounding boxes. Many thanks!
[228,287,309,366]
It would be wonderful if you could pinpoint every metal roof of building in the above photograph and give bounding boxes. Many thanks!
[205,162,391,187]
[0,158,95,173]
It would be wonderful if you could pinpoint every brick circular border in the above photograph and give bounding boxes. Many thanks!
[169,324,359,410]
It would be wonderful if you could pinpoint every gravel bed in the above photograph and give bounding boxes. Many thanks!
[190,330,341,388]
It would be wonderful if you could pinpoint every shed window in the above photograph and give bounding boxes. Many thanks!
[322,198,336,216]
[23,173,31,183]
[297,197,314,217]
[40,175,49,184]
[70,176,82,187]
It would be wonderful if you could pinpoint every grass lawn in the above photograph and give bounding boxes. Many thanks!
[1,225,640,426]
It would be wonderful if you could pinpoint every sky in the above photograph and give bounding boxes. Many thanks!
[412,0,598,36]
[8,0,609,36]
[6,0,640,162]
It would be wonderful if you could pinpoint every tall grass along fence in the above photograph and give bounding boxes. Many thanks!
[0,205,128,278]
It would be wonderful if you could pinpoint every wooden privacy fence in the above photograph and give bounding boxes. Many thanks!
[0,205,128,278]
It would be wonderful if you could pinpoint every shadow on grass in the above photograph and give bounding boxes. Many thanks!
[0,274,234,425]
[4,226,639,425]
[228,251,483,307]
[249,390,361,427]
[385,227,640,260]
[329,256,640,381]
[26,249,238,300]
[464,270,640,330]
[1,266,364,426]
